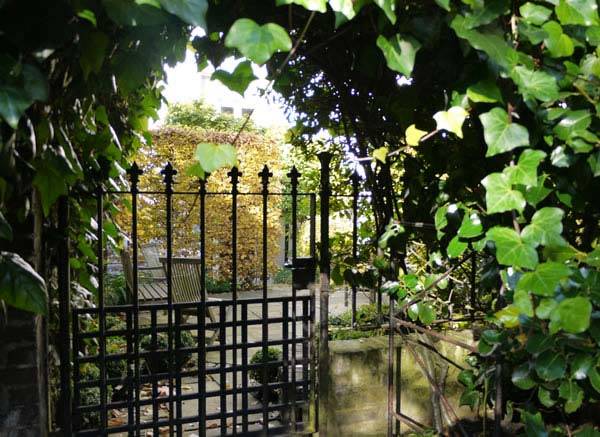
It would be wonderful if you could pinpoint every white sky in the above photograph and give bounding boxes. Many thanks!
[154,50,290,129]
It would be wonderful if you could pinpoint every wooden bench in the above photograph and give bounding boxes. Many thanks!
[120,251,222,343]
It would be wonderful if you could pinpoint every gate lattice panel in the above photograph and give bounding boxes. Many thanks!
[61,162,317,436]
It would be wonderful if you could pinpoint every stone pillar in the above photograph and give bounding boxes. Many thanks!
[0,307,48,436]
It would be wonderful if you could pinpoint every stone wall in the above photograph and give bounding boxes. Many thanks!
[325,334,474,436]
[0,308,47,437]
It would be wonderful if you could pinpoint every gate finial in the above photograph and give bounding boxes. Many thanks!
[160,162,177,192]
[287,166,301,194]
[127,162,144,192]
[258,165,273,193]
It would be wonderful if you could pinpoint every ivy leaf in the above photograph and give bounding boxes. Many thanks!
[329,0,358,19]
[588,151,600,176]
[193,142,237,174]
[0,212,12,241]
[556,0,599,26]
[374,0,397,24]
[516,262,571,297]
[451,15,520,70]
[543,21,575,58]
[103,0,169,26]
[553,110,592,141]
[185,161,205,180]
[538,387,557,407]
[559,380,584,413]
[433,106,469,139]
[276,0,327,13]
[462,0,509,29]
[521,207,565,248]
[418,302,436,325]
[588,367,600,394]
[587,246,600,267]
[225,19,292,65]
[448,235,468,258]
[480,107,530,157]
[549,296,592,334]
[514,288,534,317]
[376,34,421,77]
[159,0,207,27]
[0,85,32,129]
[520,2,552,25]
[372,146,389,163]
[511,66,559,102]
[535,351,566,381]
[481,172,526,214]
[211,61,257,96]
[522,175,552,206]
[512,363,537,390]
[466,79,503,103]
[0,252,47,315]
[495,304,521,328]
[487,226,538,269]
[571,354,593,380]
[33,147,79,216]
[504,149,546,187]
[526,331,555,353]
[457,212,483,239]
[435,205,449,240]
[536,298,558,319]
[405,124,427,146]
[522,411,548,437]
[79,31,109,79]
[435,0,451,11]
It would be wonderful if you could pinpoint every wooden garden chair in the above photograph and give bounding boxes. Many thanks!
[120,250,222,344]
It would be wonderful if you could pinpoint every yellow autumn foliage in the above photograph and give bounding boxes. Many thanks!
[125,125,284,288]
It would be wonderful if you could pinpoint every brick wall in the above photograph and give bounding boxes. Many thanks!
[0,308,48,437]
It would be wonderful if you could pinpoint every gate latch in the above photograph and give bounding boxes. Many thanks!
[284,257,316,290]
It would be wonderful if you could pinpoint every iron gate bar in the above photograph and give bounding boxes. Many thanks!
[96,185,108,434]
[161,162,177,435]
[288,165,300,431]
[219,303,227,434]
[228,166,240,436]
[199,176,208,437]
[127,162,143,436]
[259,165,272,436]
[351,172,360,328]
[58,196,72,435]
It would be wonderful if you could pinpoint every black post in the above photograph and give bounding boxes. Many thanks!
[258,165,272,436]
[317,152,331,435]
[161,162,177,435]
[228,166,241,435]
[350,172,360,327]
[58,196,72,435]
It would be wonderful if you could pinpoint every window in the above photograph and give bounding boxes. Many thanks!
[242,108,252,116]
[221,106,234,114]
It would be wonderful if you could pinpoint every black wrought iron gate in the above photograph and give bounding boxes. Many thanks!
[59,162,318,436]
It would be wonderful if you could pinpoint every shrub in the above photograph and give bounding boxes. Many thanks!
[249,347,283,386]
[206,277,231,294]
[273,268,292,285]
[105,274,128,306]
[140,330,195,374]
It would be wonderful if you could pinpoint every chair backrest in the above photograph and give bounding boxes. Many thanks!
[160,257,203,303]
[140,243,163,278]
[120,250,134,300]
